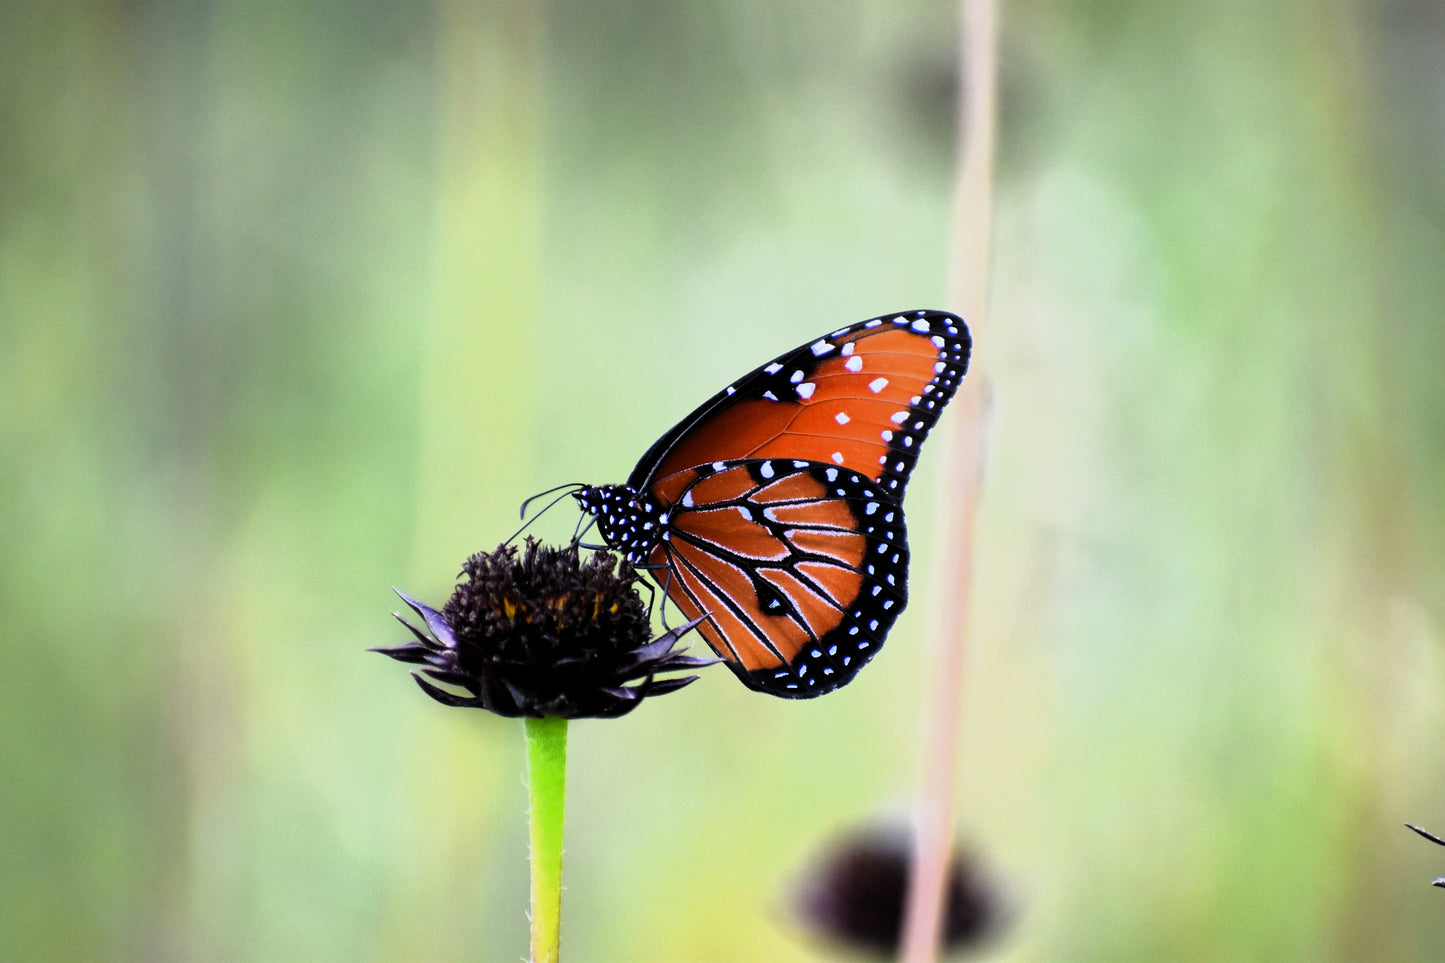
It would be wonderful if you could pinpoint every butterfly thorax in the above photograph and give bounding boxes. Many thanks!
[574,484,666,564]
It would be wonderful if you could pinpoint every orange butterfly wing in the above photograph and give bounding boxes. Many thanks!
[648,460,908,696]
[630,311,970,508]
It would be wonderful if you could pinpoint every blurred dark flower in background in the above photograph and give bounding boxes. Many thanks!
[374,539,714,718]
[794,824,1001,957]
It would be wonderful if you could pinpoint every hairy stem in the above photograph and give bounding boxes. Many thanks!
[525,716,569,963]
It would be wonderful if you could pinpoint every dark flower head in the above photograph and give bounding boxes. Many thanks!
[793,824,1001,957]
[373,539,715,718]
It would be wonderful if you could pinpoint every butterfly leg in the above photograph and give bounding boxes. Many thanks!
[627,562,674,628]
[631,570,658,617]
[659,566,674,630]
[571,512,599,548]
[572,516,614,553]
[637,564,675,631]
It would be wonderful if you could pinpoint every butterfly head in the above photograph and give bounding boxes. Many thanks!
[573,484,665,564]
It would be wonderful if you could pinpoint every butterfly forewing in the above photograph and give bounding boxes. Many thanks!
[628,311,970,500]
[652,460,908,697]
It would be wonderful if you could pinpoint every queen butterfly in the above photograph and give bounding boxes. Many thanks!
[573,310,971,697]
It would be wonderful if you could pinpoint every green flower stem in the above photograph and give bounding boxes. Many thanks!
[525,715,568,963]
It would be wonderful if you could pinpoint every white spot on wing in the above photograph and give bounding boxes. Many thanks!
[796,382,815,400]
[760,461,775,479]
[890,411,908,424]
[834,411,850,425]
[765,363,783,374]
[811,340,834,356]
[845,355,863,373]
[831,452,844,464]
[869,377,889,393]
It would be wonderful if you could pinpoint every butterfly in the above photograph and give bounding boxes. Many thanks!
[572,310,971,697]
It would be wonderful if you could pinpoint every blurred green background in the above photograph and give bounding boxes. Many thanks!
[4,0,1445,959]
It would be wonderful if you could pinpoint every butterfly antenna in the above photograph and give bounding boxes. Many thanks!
[506,483,586,546]
[519,482,586,519]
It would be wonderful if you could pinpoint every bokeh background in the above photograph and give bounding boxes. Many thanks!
[5,0,1445,959]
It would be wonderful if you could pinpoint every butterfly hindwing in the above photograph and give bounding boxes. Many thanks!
[650,459,908,697]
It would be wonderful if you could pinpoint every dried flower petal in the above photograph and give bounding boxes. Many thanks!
[1406,824,1445,888]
